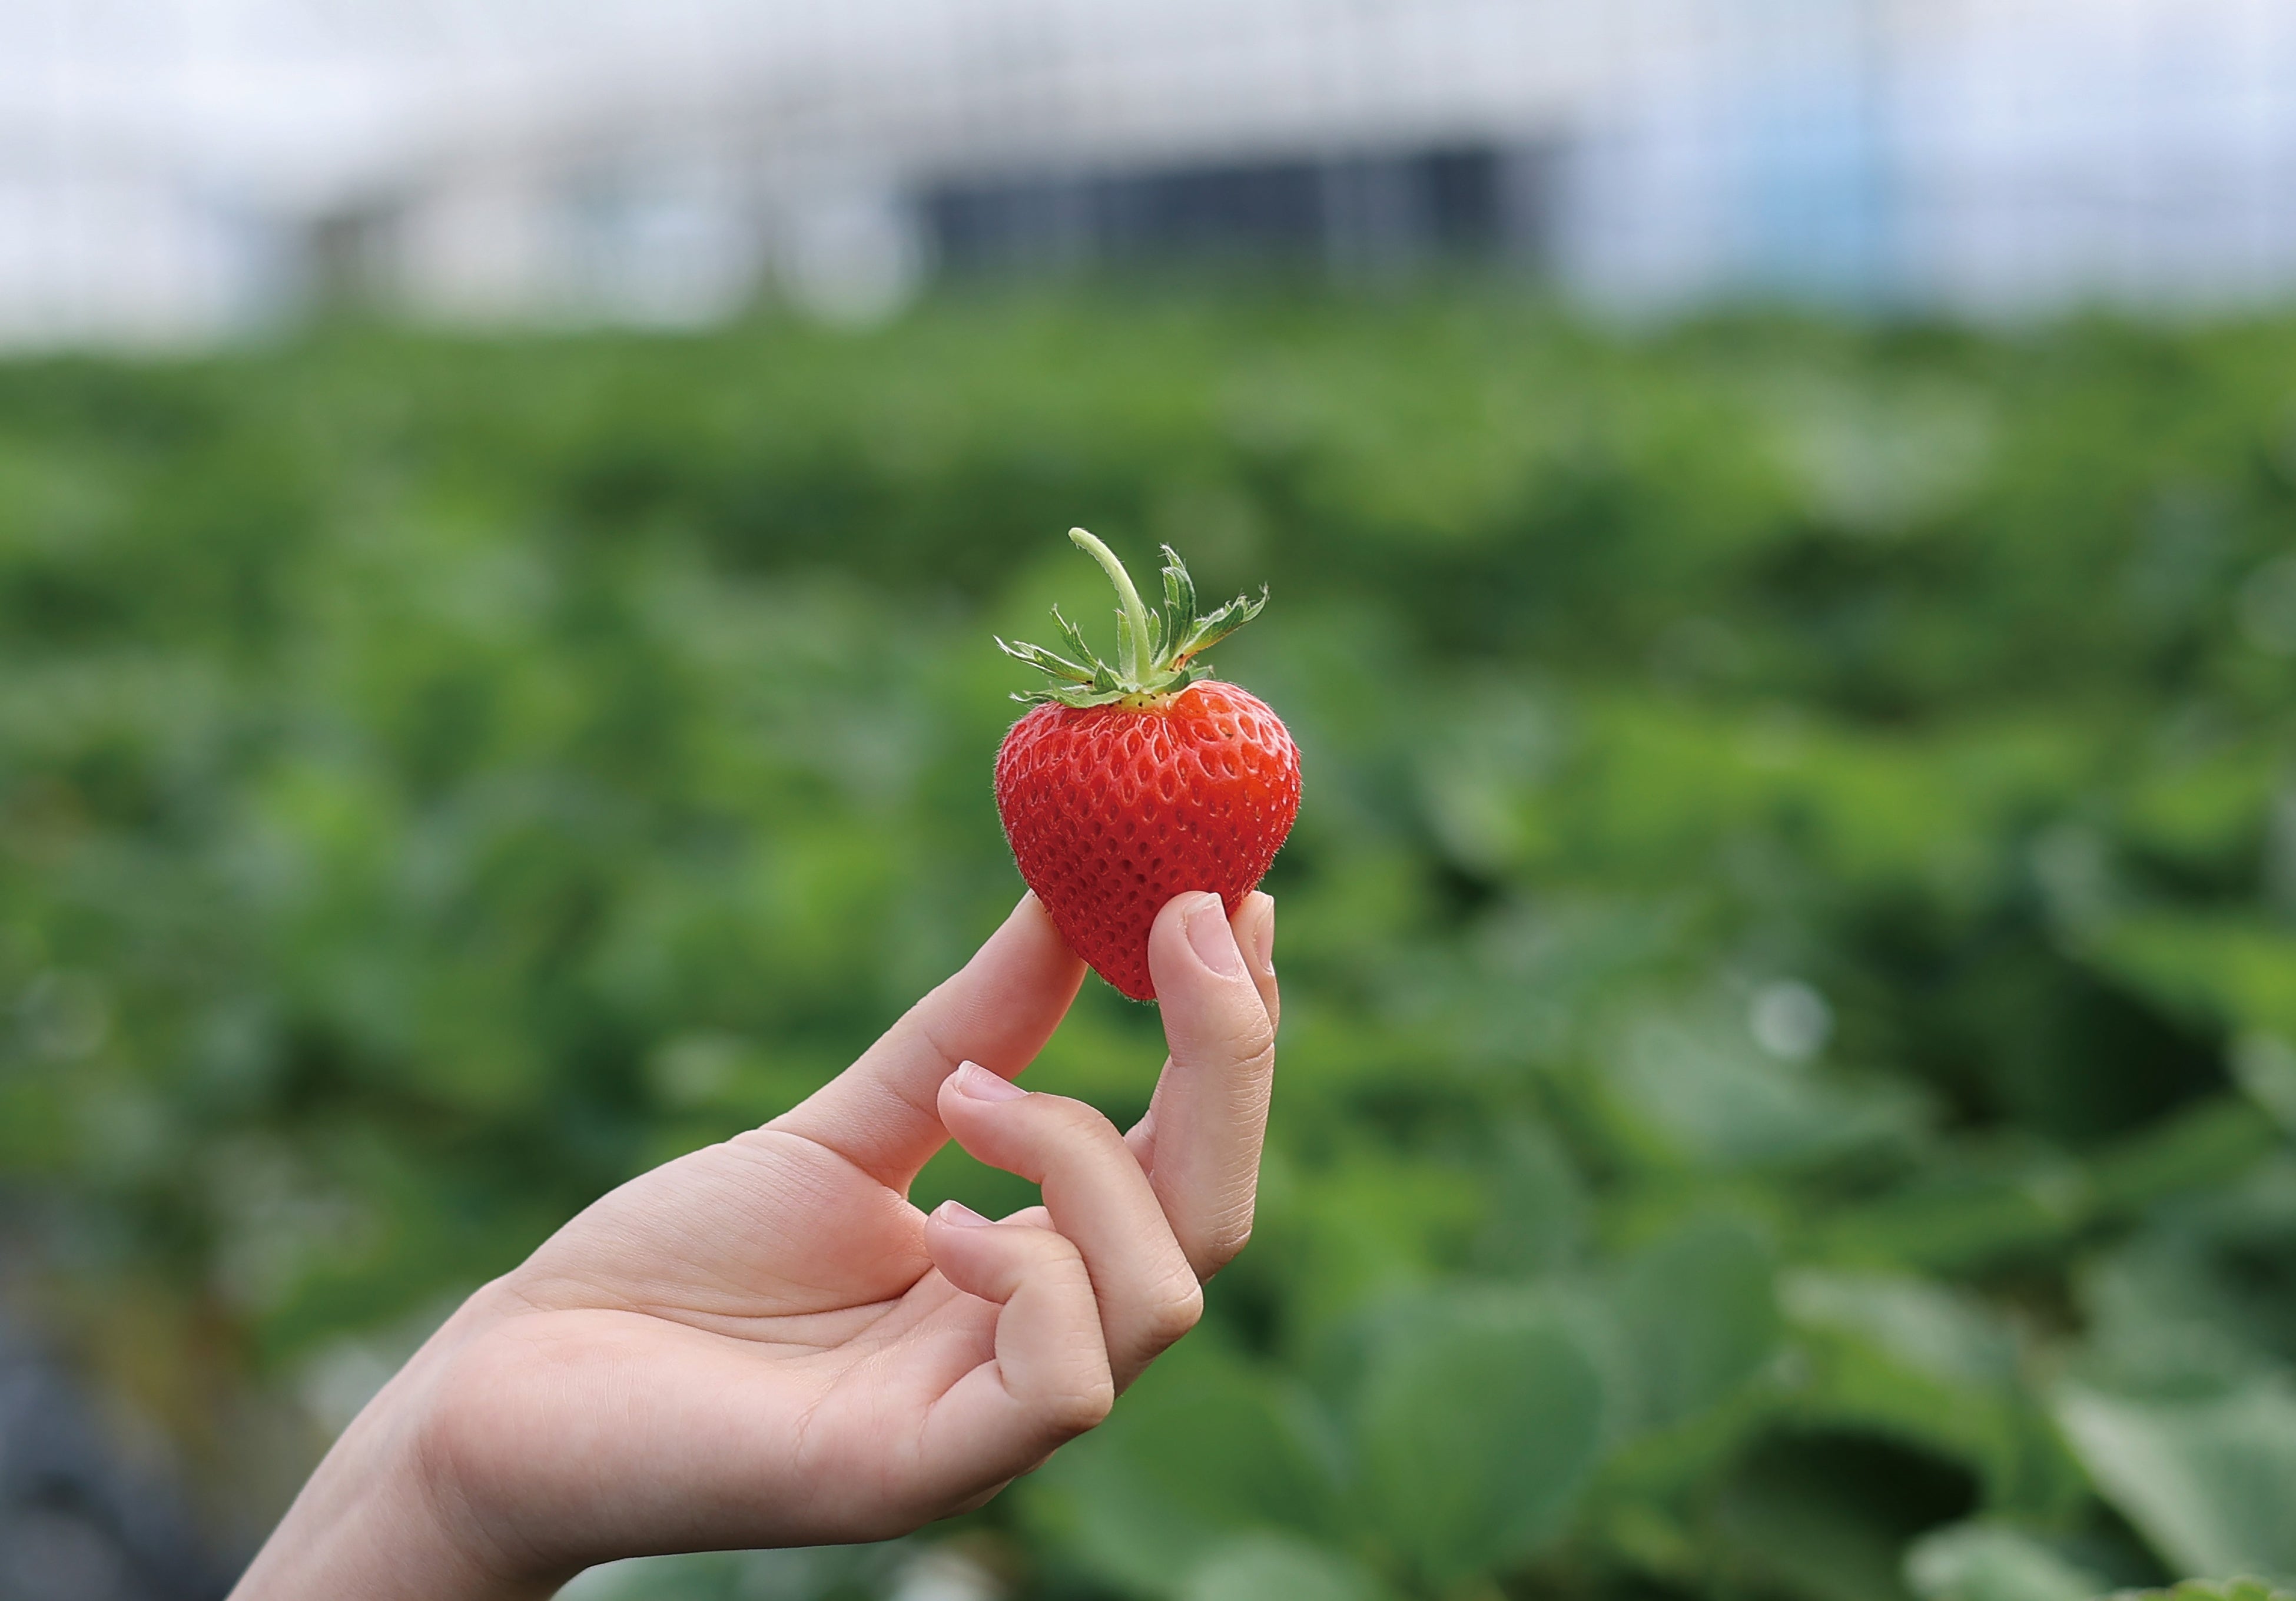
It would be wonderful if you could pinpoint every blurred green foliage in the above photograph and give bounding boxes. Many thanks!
[4,294,2296,1599]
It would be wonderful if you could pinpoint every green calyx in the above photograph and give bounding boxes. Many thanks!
[997,529,1268,708]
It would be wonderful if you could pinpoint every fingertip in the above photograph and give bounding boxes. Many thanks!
[1185,894,1247,979]
[1150,891,1250,989]
[1146,890,1279,1098]
[945,1059,1029,1105]
[1008,891,1084,966]
[1148,890,1212,938]
[1236,891,1276,982]
[934,1061,1060,1184]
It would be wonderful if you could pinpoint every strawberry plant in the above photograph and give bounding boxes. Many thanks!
[2,295,2295,1599]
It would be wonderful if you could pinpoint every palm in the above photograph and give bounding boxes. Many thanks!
[429,1133,983,1558]
[406,893,1278,1577]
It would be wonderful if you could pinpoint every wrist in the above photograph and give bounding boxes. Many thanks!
[231,1288,562,1601]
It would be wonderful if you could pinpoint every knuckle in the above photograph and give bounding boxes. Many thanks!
[1021,1096,1130,1174]
[1205,1218,1255,1275]
[1143,1274,1206,1346]
[1047,1371,1117,1436]
[1024,1228,1090,1281]
[1039,1093,1122,1142]
[977,1222,1079,1298]
[1225,1015,1278,1074]
[1190,1198,1258,1278]
[1010,1222,1073,1262]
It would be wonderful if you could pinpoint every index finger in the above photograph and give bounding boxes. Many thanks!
[1124,891,1280,1280]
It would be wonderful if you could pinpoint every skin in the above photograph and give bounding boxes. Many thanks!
[230,888,1279,1600]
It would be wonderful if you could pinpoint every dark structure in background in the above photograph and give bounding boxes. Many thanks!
[0,1322,227,1601]
[924,142,1542,276]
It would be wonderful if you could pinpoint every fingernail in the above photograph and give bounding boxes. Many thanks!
[1185,893,1247,979]
[933,1198,992,1227]
[951,1059,1028,1102]
[1249,894,1276,977]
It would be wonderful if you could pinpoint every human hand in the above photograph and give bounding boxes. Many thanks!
[229,890,1279,1600]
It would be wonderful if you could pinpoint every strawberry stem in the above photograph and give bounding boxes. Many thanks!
[996,529,1268,709]
[1070,528,1155,683]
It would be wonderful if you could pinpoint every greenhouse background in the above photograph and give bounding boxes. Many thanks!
[8,5,2296,1601]
[13,0,2296,341]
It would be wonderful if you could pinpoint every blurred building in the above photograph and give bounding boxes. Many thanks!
[7,0,2296,343]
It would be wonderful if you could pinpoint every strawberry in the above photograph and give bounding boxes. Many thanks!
[994,529,1300,1001]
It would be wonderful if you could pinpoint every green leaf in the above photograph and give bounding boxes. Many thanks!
[1600,1005,1929,1173]
[2075,1188,2296,1393]
[2055,1378,2296,1581]
[2085,915,2296,1041]
[1819,1139,2092,1272]
[1783,1272,2079,1510]
[1002,530,1266,704]
[1469,1121,1590,1278]
[1904,1522,2106,1601]
[2098,1580,2296,1601]
[1027,1341,1343,1598]
[1711,1433,1955,1601]
[1182,1534,1391,1601]
[2085,1099,2281,1217]
[1609,1214,1781,1431]
[1159,543,1200,659]
[1351,1287,1608,1587]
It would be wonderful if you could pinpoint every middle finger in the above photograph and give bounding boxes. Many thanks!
[934,1061,1202,1387]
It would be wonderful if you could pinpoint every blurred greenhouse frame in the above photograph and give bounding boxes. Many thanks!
[3,289,2296,1600]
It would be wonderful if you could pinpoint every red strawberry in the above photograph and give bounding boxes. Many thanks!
[994,530,1301,1001]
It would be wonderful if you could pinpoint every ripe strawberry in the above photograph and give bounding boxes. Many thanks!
[994,529,1300,1001]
